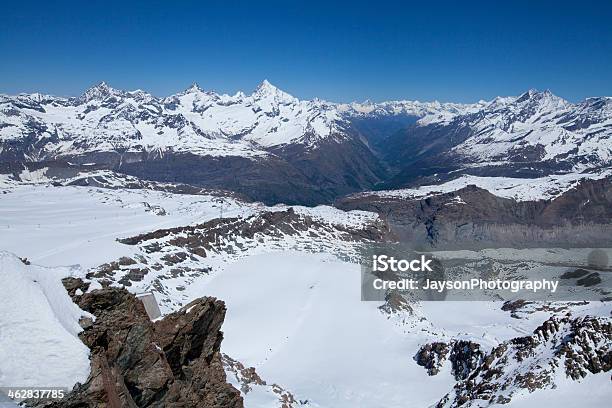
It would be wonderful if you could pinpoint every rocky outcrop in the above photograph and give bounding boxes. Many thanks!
[89,208,390,291]
[415,340,483,380]
[448,341,485,381]
[31,278,242,408]
[415,342,449,376]
[433,315,611,407]
[118,208,390,249]
[337,178,612,248]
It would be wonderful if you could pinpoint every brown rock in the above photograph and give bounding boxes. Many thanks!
[31,280,242,408]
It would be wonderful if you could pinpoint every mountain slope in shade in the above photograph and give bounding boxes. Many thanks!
[337,176,612,248]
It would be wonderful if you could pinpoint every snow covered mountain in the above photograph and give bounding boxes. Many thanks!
[1,84,611,204]
[338,98,486,125]
[0,81,396,204]
[0,80,344,159]
[0,80,484,159]
[381,90,612,188]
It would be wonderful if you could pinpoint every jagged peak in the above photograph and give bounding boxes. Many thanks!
[253,79,296,102]
[516,88,563,103]
[88,81,114,94]
[175,82,222,100]
[184,82,205,93]
[79,81,123,103]
[255,79,276,92]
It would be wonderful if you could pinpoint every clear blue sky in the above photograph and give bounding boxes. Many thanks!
[1,0,611,102]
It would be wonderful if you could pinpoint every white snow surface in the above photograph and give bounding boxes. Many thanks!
[0,184,258,269]
[0,80,347,156]
[194,252,612,407]
[359,171,611,201]
[0,251,91,389]
[0,183,381,270]
[499,370,611,407]
[201,252,455,407]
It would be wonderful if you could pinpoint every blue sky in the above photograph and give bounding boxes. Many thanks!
[1,0,611,102]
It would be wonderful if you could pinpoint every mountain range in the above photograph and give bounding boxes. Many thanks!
[1,81,611,204]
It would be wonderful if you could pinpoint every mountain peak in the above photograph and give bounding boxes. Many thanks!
[256,79,276,92]
[516,88,558,102]
[512,89,568,111]
[253,80,296,103]
[184,82,205,93]
[79,81,122,103]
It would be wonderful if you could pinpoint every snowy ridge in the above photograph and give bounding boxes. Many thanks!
[337,99,486,124]
[0,81,487,161]
[0,80,347,158]
[443,90,612,172]
[355,171,612,202]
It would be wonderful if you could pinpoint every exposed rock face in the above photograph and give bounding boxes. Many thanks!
[87,208,391,309]
[430,315,612,407]
[32,278,242,408]
[337,178,612,248]
[415,340,483,380]
[415,342,449,376]
[118,208,389,250]
[448,341,485,381]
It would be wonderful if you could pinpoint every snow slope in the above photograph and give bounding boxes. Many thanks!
[500,372,611,408]
[0,252,90,389]
[195,252,612,407]
[433,90,612,173]
[201,252,455,408]
[0,184,256,269]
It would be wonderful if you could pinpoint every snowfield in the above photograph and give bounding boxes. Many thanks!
[0,251,91,390]
[196,252,612,407]
[202,252,456,408]
[0,184,256,269]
